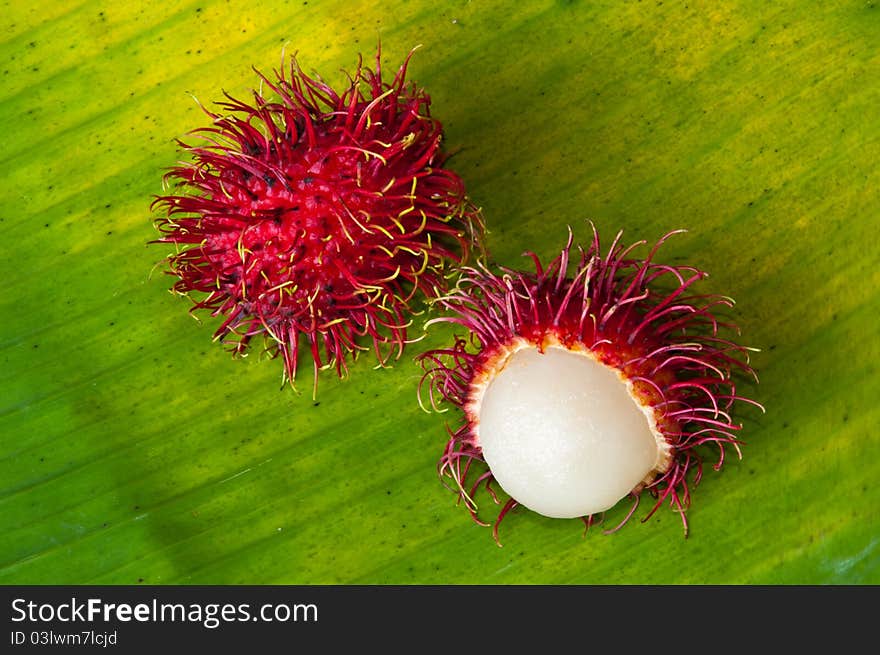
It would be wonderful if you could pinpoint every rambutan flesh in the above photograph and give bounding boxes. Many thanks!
[418,227,762,542]
[152,50,483,389]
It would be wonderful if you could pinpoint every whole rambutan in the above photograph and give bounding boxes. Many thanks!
[418,227,762,543]
[152,49,483,389]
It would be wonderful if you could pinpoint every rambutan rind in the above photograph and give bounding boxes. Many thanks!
[152,49,484,390]
[418,226,762,542]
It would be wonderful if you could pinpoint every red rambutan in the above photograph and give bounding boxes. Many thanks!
[418,227,762,543]
[152,49,483,390]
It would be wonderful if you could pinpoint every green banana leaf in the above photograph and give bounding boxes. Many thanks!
[2,0,878,584]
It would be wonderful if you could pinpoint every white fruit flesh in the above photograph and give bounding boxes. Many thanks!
[472,341,669,519]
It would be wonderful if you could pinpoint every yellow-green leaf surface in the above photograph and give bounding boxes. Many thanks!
[2,0,878,584]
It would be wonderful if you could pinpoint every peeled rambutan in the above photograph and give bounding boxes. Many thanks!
[152,49,483,389]
[418,227,762,543]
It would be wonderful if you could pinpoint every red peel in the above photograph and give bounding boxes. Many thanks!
[152,49,484,390]
[418,226,763,543]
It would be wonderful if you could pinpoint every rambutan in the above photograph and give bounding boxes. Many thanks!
[152,49,483,389]
[418,227,762,543]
